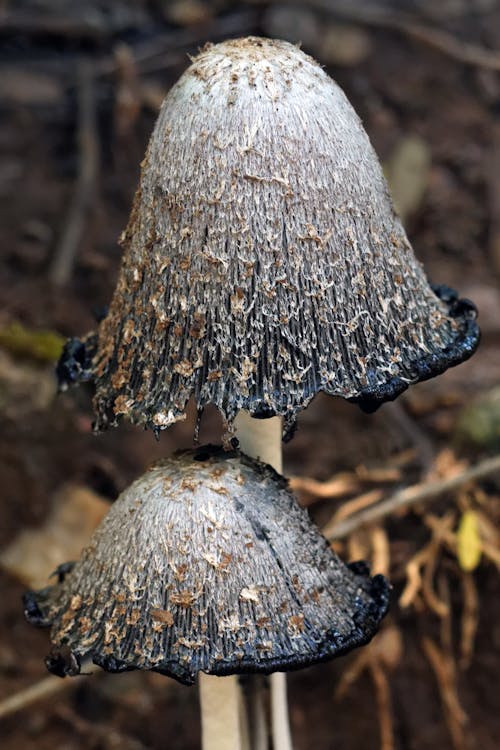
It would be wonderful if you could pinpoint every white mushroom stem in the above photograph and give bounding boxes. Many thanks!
[238,412,293,750]
[199,412,292,750]
[247,675,269,750]
[234,410,283,473]
[269,673,293,750]
[199,674,249,750]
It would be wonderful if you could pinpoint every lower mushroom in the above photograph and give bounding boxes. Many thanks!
[25,447,389,687]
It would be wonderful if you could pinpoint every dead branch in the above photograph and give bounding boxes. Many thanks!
[355,465,402,483]
[269,0,500,72]
[334,650,370,701]
[369,525,390,577]
[487,124,500,280]
[289,472,359,504]
[399,544,431,609]
[113,43,142,137]
[49,60,98,286]
[460,573,479,670]
[347,529,370,565]
[422,515,455,617]
[422,552,448,617]
[383,401,434,474]
[327,454,500,540]
[0,662,96,720]
[480,540,500,571]
[292,463,401,508]
[95,10,259,77]
[322,490,384,536]
[0,14,110,40]
[370,661,395,750]
[335,627,401,748]
[55,703,147,750]
[367,12,500,72]
[421,636,468,750]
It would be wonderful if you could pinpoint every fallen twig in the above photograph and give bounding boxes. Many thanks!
[55,703,147,750]
[460,572,479,670]
[291,464,400,508]
[0,662,96,720]
[48,59,98,286]
[399,544,432,610]
[487,124,500,280]
[267,0,500,72]
[322,489,384,537]
[370,661,394,750]
[383,401,434,475]
[359,10,500,72]
[95,10,259,77]
[328,454,500,540]
[0,14,111,40]
[422,532,450,618]
[421,636,467,750]
[290,472,359,504]
[370,525,390,578]
[335,626,401,749]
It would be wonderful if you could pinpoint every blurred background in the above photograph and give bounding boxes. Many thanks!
[1,1,500,748]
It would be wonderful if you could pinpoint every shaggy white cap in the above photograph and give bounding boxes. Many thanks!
[76,37,478,435]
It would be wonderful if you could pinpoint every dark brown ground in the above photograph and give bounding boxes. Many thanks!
[1,2,500,749]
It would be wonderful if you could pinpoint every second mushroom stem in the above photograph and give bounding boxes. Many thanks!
[199,412,293,750]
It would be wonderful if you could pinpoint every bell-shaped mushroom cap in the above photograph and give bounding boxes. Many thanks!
[66,37,478,434]
[25,448,389,685]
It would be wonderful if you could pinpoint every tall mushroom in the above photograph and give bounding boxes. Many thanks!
[59,38,478,437]
[53,36,479,749]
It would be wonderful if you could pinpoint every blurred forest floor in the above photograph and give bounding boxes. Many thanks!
[1,1,500,749]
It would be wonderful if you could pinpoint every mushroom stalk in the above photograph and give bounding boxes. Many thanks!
[247,675,269,750]
[236,412,293,750]
[234,411,283,473]
[269,673,293,750]
[199,413,292,750]
[199,674,250,750]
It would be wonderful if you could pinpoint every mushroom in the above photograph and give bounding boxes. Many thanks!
[50,35,480,749]
[58,38,479,438]
[25,447,389,684]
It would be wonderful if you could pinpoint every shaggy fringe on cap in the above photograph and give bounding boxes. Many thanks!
[58,37,479,436]
[25,447,389,685]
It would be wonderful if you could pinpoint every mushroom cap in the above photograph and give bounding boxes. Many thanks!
[71,37,478,434]
[25,447,389,685]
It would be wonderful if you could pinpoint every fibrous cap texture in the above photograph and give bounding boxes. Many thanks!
[25,447,389,685]
[75,36,478,434]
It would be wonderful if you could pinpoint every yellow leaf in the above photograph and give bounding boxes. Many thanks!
[0,321,65,362]
[457,510,482,572]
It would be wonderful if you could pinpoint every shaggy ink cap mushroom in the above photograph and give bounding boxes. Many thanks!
[59,37,479,435]
[24,448,389,685]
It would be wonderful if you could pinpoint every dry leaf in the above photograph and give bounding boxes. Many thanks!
[320,24,372,67]
[457,510,482,572]
[1,484,109,589]
[384,135,431,222]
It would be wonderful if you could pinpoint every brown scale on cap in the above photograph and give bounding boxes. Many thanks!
[57,37,479,435]
[24,447,389,686]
